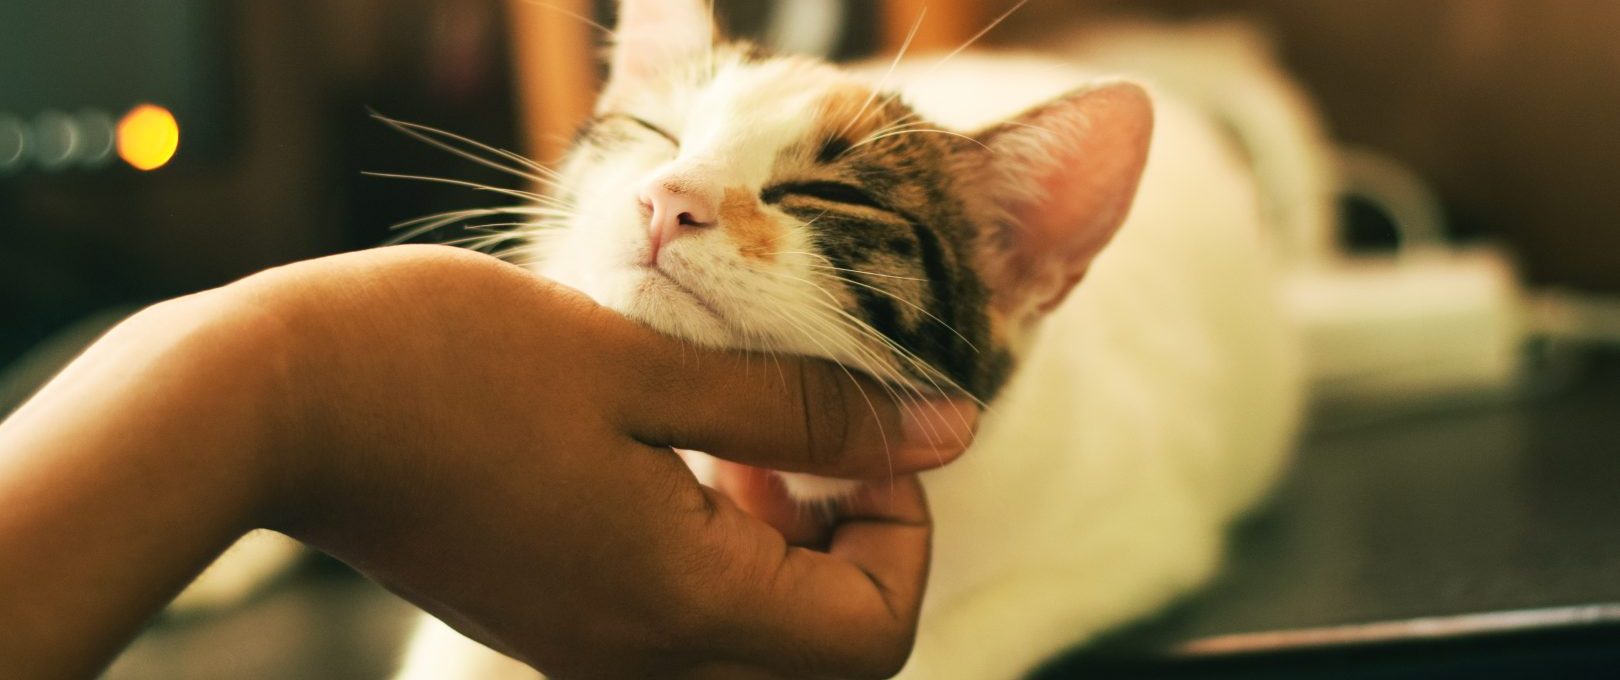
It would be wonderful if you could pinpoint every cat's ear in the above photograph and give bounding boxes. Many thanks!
[609,0,715,82]
[969,82,1153,320]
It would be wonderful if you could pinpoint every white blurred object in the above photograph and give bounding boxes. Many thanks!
[1052,18,1340,267]
[1054,18,1540,422]
[1288,145,1528,421]
[766,0,845,58]
[1285,249,1525,419]
[1530,290,1620,346]
[1338,146,1449,253]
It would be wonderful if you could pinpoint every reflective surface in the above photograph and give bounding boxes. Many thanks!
[90,352,1620,679]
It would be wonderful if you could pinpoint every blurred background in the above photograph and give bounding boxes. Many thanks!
[3,1,1618,678]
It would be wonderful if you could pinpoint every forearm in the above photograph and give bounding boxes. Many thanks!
[0,245,962,679]
[0,292,286,679]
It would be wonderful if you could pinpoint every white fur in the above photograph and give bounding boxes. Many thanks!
[540,53,869,356]
[878,55,1302,678]
[394,44,1304,680]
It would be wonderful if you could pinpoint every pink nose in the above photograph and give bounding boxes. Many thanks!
[639,179,717,265]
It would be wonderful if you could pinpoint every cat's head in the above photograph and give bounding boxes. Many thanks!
[536,0,1152,402]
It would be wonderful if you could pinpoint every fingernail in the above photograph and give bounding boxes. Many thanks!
[899,399,979,461]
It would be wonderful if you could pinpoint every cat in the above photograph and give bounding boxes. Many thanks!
[393,1,1306,678]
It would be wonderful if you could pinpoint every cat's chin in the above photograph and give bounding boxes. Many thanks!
[616,267,738,348]
[776,472,864,503]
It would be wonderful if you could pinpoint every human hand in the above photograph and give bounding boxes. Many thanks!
[237,245,979,679]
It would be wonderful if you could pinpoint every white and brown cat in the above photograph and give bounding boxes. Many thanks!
[394,1,1305,678]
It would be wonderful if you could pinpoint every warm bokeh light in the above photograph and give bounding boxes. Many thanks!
[116,104,180,171]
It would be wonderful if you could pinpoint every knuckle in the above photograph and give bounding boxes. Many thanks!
[651,520,733,642]
[644,568,715,653]
[798,363,854,472]
[850,629,916,680]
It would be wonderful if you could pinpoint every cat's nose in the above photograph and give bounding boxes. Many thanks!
[639,179,718,264]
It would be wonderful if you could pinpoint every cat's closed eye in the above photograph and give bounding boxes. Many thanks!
[761,181,890,213]
[605,113,678,146]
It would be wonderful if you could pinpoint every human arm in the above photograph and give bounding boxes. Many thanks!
[0,245,977,680]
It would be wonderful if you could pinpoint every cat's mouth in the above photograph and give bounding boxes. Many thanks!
[637,265,727,324]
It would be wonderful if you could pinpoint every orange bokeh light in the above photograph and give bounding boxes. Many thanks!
[116,104,180,171]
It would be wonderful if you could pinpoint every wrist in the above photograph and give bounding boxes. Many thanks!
[133,291,300,531]
[187,281,323,535]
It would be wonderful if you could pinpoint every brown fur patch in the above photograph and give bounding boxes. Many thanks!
[812,84,912,156]
[722,187,779,261]
[815,85,874,131]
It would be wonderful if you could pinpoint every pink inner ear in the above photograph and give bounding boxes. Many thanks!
[986,82,1155,315]
[610,0,715,81]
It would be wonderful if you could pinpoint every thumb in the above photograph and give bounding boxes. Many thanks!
[605,328,978,479]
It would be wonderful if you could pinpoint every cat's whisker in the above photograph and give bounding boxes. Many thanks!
[847,128,991,153]
[440,230,509,246]
[790,305,982,442]
[754,303,896,471]
[768,249,840,268]
[385,208,511,245]
[804,291,990,419]
[848,116,935,149]
[748,267,931,398]
[389,207,508,231]
[380,116,562,182]
[999,120,1057,136]
[835,5,928,143]
[873,111,926,132]
[385,204,570,245]
[447,233,525,253]
[498,225,572,266]
[856,112,928,139]
[791,210,834,235]
[845,0,1031,158]
[706,0,718,80]
[816,268,980,353]
[752,265,980,424]
[772,280,965,448]
[789,282,993,421]
[702,256,974,473]
[370,112,561,184]
[780,310,926,463]
[418,206,569,223]
[802,262,929,283]
[362,171,565,206]
[521,0,616,38]
[446,223,551,251]
[817,307,989,444]
[463,221,548,232]
[774,249,984,372]
[766,251,977,361]
[928,0,1032,74]
[780,294,919,394]
[849,123,929,149]
[774,251,989,381]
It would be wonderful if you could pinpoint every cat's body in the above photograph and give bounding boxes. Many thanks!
[394,33,1302,680]
[846,55,1300,677]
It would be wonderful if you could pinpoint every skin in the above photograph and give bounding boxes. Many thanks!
[0,245,979,680]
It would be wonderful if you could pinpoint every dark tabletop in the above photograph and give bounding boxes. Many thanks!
[101,352,1620,680]
[1038,351,1620,678]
